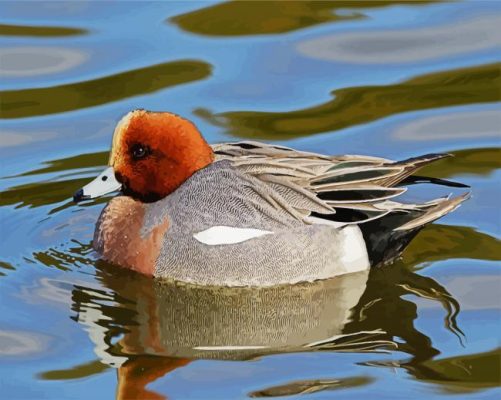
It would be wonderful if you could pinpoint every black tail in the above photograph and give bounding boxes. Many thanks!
[401,175,470,189]
[357,213,423,267]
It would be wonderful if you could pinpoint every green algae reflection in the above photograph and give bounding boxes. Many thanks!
[0,152,108,208]
[0,23,87,37]
[15,151,108,178]
[0,60,212,119]
[406,348,501,393]
[170,0,438,37]
[419,147,501,179]
[196,63,501,139]
[402,224,501,266]
[38,360,110,381]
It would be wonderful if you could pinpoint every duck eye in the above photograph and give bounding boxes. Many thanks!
[131,144,148,160]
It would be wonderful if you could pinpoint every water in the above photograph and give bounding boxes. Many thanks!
[0,1,500,399]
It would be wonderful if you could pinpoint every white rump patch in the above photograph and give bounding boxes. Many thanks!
[307,217,370,274]
[336,225,370,274]
[194,226,273,245]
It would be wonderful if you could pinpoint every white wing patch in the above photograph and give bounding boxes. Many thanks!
[194,226,273,245]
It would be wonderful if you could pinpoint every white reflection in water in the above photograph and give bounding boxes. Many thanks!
[0,330,49,356]
[416,274,501,311]
[393,109,501,141]
[0,131,57,148]
[0,47,88,77]
[297,14,501,64]
[19,277,74,307]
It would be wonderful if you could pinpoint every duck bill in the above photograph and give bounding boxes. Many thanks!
[73,166,121,203]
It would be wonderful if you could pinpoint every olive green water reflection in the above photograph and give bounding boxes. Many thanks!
[0,23,87,37]
[420,148,501,178]
[16,152,108,177]
[0,60,212,119]
[39,360,109,381]
[402,224,501,265]
[170,0,438,37]
[197,63,500,139]
[406,348,501,393]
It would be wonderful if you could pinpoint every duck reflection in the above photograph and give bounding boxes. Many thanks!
[72,266,372,362]
[68,253,461,398]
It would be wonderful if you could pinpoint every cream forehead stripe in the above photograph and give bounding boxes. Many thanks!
[109,111,135,165]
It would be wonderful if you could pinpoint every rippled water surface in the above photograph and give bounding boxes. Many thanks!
[1,1,500,399]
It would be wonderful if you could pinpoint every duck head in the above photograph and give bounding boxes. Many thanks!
[74,110,214,203]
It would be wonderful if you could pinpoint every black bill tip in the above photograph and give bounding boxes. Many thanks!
[73,188,90,203]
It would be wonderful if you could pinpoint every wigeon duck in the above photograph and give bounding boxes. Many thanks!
[74,110,469,286]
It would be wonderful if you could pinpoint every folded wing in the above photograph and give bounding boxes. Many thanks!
[212,141,469,232]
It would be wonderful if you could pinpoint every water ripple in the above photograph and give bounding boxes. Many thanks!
[0,23,87,37]
[0,60,212,119]
[170,0,440,37]
[196,63,500,139]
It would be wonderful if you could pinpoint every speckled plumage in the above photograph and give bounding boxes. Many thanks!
[143,160,367,286]
[93,140,468,286]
